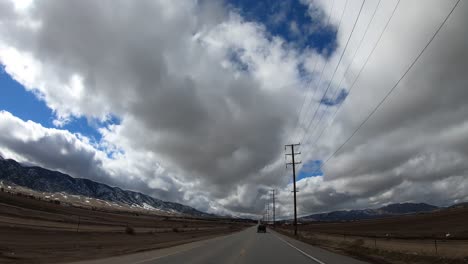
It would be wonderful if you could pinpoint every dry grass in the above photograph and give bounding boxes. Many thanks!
[274,206,468,263]
[277,228,468,264]
[293,208,468,239]
[0,191,252,263]
[125,225,135,235]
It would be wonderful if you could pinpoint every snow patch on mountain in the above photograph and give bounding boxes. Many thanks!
[0,157,212,217]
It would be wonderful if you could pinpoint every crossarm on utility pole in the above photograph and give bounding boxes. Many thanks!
[285,143,300,236]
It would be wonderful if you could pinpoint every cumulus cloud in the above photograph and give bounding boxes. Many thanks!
[1,0,468,218]
[0,0,307,216]
[0,111,165,198]
[287,0,468,215]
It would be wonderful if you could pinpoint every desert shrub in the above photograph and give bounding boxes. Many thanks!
[351,239,365,247]
[125,226,135,235]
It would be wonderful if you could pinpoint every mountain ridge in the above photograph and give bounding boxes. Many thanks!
[0,157,211,217]
[300,202,439,222]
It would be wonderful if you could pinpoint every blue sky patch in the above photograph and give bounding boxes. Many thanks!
[227,0,337,56]
[227,47,250,72]
[62,116,105,143]
[1,68,55,127]
[0,67,107,143]
[297,159,323,180]
[320,89,348,106]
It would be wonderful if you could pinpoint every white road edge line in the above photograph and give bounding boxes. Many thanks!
[272,231,326,264]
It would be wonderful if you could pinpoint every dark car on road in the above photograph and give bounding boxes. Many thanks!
[257,224,266,233]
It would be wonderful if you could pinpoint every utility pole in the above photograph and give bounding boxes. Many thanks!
[271,189,276,227]
[267,203,270,224]
[285,143,301,236]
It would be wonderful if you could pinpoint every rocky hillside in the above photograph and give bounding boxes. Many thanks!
[0,156,211,217]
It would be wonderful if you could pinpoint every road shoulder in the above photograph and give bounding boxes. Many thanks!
[269,228,369,264]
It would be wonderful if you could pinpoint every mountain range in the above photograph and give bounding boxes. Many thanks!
[300,202,439,222]
[1,155,462,221]
[0,156,211,217]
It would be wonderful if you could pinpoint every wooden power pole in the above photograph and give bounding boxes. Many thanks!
[285,143,301,236]
[271,189,276,227]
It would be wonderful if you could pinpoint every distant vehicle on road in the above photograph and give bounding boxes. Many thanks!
[257,223,266,233]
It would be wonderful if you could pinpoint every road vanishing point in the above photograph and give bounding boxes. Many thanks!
[71,226,368,264]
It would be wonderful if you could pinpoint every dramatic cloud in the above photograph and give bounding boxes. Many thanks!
[285,0,468,216]
[1,0,468,218]
[0,0,306,216]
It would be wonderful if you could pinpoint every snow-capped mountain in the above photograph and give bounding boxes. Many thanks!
[300,203,439,222]
[0,157,211,217]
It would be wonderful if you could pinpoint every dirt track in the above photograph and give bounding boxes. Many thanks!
[0,191,251,263]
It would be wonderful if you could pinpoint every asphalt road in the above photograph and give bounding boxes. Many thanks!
[71,226,368,264]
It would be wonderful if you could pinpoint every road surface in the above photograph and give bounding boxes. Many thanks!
[70,226,368,264]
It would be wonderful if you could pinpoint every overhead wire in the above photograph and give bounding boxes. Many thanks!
[287,0,336,144]
[282,0,337,187]
[303,0,382,147]
[301,0,401,162]
[319,0,461,170]
[291,0,350,144]
[298,0,366,145]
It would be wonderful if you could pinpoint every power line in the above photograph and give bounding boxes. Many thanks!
[320,0,461,169]
[292,0,349,144]
[298,0,366,145]
[301,0,401,161]
[303,0,382,147]
[287,0,337,143]
[271,189,276,227]
[285,143,301,235]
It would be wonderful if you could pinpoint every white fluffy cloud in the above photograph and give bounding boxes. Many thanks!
[1,0,468,217]
[0,0,304,216]
[285,0,468,216]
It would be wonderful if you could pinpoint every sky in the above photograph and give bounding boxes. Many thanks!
[0,0,468,218]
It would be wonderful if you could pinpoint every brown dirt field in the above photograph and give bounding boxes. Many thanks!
[0,191,252,263]
[274,209,468,264]
[296,208,468,239]
[276,228,468,264]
